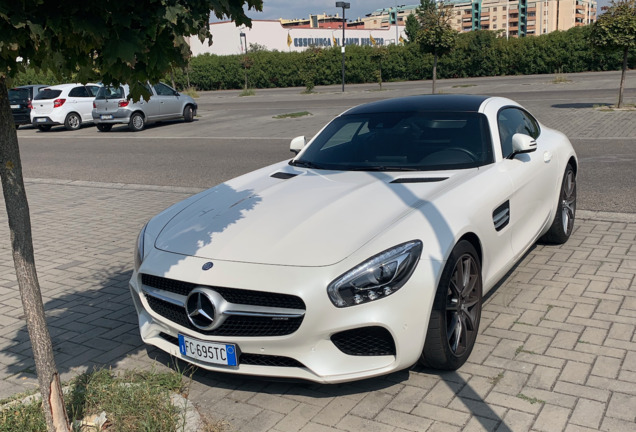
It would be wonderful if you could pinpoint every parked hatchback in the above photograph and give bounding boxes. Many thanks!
[9,85,49,129]
[92,82,197,132]
[30,83,102,131]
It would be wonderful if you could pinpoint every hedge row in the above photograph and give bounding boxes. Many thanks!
[169,26,632,91]
[12,26,633,90]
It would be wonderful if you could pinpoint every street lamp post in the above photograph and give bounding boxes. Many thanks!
[335,2,350,92]
[240,32,248,90]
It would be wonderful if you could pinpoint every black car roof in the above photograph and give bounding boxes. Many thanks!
[344,94,490,115]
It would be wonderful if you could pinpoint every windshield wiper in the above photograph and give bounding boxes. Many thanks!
[289,160,324,169]
[348,166,421,172]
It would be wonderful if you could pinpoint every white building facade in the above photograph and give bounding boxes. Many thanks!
[188,20,406,56]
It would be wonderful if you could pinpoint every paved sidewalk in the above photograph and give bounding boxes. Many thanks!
[0,179,634,431]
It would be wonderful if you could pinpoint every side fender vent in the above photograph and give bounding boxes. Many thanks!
[391,177,448,184]
[271,172,298,180]
[493,201,510,232]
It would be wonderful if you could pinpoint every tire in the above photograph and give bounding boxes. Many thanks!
[37,125,52,132]
[96,124,113,132]
[129,112,145,132]
[64,112,81,131]
[540,164,576,244]
[420,240,482,370]
[183,105,194,122]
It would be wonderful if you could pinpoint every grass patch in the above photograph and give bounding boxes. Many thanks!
[180,87,199,98]
[552,68,572,84]
[515,345,537,356]
[489,372,505,385]
[594,103,636,112]
[273,111,312,119]
[516,393,545,404]
[239,88,255,97]
[452,84,476,88]
[1,368,188,432]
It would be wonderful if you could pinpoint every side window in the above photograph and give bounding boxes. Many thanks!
[497,108,540,158]
[153,83,175,96]
[86,86,100,97]
[68,86,90,98]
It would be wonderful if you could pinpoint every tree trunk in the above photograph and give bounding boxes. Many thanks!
[432,53,438,94]
[618,46,628,108]
[0,78,71,432]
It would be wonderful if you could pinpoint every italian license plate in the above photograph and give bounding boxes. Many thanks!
[101,114,113,120]
[10,104,19,109]
[36,118,46,123]
[178,334,237,366]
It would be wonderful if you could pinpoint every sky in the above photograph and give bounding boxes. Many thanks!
[239,1,407,22]
[229,0,610,22]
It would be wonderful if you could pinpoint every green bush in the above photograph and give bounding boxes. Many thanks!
[13,27,634,90]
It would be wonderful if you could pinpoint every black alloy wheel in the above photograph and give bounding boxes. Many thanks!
[420,240,482,370]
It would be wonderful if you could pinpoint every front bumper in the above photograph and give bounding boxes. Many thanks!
[131,250,440,383]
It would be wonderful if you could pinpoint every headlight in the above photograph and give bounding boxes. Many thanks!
[327,240,423,307]
[134,223,148,271]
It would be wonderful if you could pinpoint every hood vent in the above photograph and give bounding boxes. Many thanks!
[271,172,298,180]
[391,177,448,184]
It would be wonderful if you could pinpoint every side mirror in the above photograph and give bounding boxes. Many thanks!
[290,136,306,155]
[509,133,537,159]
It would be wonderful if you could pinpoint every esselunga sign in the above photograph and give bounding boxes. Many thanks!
[187,20,405,56]
[293,37,385,48]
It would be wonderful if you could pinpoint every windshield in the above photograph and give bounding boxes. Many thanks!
[291,112,493,171]
[9,88,29,101]
[34,89,62,100]
[96,86,126,100]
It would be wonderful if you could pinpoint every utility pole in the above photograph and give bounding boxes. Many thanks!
[336,2,350,92]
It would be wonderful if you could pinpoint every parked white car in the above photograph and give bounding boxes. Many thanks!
[30,83,101,131]
[92,82,197,132]
[131,95,578,383]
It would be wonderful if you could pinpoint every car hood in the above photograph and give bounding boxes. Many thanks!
[154,165,462,266]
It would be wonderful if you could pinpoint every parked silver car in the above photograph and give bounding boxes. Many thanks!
[92,82,197,132]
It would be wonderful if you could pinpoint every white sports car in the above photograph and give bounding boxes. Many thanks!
[131,95,577,383]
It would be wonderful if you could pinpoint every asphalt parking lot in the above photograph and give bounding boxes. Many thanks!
[1,71,635,431]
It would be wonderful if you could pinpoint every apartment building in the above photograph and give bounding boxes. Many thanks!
[447,0,596,36]
[364,0,596,36]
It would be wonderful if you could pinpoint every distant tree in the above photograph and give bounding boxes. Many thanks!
[249,42,269,52]
[404,13,421,43]
[0,1,261,431]
[590,0,636,107]
[416,0,458,93]
[371,46,390,88]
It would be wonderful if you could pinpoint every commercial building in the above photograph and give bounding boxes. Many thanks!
[187,20,405,56]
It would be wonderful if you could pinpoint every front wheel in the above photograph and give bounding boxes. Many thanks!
[183,105,194,122]
[540,164,576,244]
[128,112,145,132]
[64,112,81,131]
[420,240,482,370]
[96,124,113,132]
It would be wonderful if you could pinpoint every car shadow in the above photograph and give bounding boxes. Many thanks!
[551,102,611,109]
[96,119,199,133]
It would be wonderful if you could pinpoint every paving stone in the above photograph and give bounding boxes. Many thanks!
[533,404,571,432]
[559,361,591,385]
[570,399,606,429]
[605,392,636,422]
[495,410,535,432]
